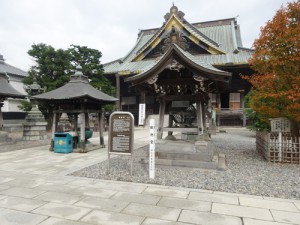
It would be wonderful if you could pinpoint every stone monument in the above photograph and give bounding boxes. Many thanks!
[23,78,47,141]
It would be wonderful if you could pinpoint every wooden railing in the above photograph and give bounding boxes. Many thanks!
[256,131,300,163]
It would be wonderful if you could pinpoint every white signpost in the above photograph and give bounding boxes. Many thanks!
[138,103,146,126]
[149,119,155,179]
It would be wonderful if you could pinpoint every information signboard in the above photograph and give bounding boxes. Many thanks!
[108,112,134,175]
[109,112,134,154]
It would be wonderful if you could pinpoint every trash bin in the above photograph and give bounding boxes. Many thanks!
[54,133,73,153]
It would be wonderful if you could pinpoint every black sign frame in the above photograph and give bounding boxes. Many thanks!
[107,111,134,175]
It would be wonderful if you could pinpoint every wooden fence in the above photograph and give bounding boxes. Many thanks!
[256,131,300,163]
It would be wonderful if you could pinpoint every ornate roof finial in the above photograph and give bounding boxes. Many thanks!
[164,4,185,22]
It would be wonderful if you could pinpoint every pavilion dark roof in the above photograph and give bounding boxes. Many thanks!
[0,54,28,77]
[0,73,26,98]
[32,73,118,103]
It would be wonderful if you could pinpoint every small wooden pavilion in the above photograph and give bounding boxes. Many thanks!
[32,70,117,152]
[0,72,26,130]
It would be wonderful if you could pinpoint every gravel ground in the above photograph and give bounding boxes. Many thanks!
[70,128,300,200]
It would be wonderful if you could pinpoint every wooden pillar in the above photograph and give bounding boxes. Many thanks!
[140,91,146,104]
[201,101,206,132]
[216,93,221,111]
[240,92,246,127]
[73,114,78,148]
[196,101,203,135]
[85,113,89,128]
[98,111,105,148]
[50,112,57,151]
[116,74,121,111]
[0,103,3,130]
[80,112,86,153]
[157,98,166,139]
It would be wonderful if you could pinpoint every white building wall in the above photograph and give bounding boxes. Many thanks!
[3,75,27,112]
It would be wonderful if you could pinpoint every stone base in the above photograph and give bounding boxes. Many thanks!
[181,132,198,140]
[23,123,47,141]
[143,139,226,170]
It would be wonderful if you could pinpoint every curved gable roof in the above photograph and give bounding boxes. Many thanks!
[32,73,117,103]
[125,44,231,85]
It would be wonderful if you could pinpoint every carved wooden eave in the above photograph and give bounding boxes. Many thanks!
[125,44,231,86]
[132,5,226,62]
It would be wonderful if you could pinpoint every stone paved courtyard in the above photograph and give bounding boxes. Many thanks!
[0,127,298,224]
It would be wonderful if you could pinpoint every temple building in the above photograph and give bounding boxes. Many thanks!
[103,5,254,129]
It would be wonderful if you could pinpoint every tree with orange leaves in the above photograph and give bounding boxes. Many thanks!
[245,1,300,134]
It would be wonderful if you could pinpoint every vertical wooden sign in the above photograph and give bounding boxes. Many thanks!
[149,119,155,179]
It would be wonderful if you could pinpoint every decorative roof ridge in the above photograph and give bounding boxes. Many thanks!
[102,58,122,66]
[192,17,236,27]
[237,47,254,52]
[121,32,148,63]
[183,19,220,48]
[138,17,237,33]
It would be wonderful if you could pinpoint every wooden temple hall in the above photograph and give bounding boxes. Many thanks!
[103,5,254,134]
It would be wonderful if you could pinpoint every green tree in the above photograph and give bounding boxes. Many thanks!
[24,43,72,91]
[69,45,115,97]
[23,43,116,127]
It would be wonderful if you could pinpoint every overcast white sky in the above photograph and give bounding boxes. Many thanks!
[0,0,291,71]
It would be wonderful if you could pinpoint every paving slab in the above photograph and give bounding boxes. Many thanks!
[212,203,274,221]
[188,191,239,205]
[0,208,47,225]
[94,181,147,193]
[271,209,300,224]
[81,209,145,225]
[73,186,117,198]
[157,196,211,212]
[0,186,45,198]
[143,186,189,198]
[34,191,83,204]
[39,217,91,225]
[111,191,161,205]
[295,202,300,211]
[75,196,129,212]
[4,178,46,188]
[122,202,181,221]
[0,196,46,212]
[178,209,242,225]
[213,191,264,199]
[34,183,79,193]
[0,184,11,191]
[243,218,293,225]
[239,197,299,212]
[142,218,191,225]
[32,202,91,221]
